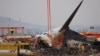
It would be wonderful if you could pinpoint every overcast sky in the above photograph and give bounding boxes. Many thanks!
[0,0,100,27]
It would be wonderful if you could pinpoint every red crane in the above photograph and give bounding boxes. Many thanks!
[47,0,52,39]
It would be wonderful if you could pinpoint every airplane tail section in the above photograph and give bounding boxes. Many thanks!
[61,28,94,47]
[59,0,84,32]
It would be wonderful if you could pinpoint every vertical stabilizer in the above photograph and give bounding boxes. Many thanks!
[59,0,84,32]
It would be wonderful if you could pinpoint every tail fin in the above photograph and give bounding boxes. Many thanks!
[59,0,84,32]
